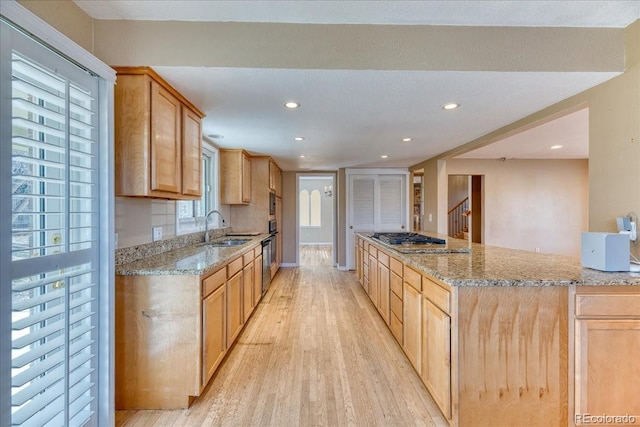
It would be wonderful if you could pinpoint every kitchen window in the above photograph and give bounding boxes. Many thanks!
[176,144,218,235]
[1,5,115,426]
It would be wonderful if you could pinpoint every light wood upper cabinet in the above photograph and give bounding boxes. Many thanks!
[220,149,251,204]
[182,107,202,196]
[269,160,282,196]
[113,66,205,199]
[150,81,181,193]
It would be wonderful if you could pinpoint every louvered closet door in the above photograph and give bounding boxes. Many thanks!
[4,20,102,427]
[379,175,405,231]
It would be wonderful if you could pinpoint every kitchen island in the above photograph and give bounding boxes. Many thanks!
[356,232,640,427]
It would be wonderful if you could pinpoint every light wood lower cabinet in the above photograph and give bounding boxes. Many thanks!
[202,281,226,386]
[403,266,422,375]
[378,260,390,325]
[254,253,263,307]
[227,267,244,345]
[243,259,255,321]
[115,244,261,410]
[573,289,640,425]
[368,252,378,306]
[422,298,451,419]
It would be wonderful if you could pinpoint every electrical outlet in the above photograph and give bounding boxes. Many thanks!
[535,247,540,253]
[114,233,119,248]
[428,213,433,222]
[152,227,162,242]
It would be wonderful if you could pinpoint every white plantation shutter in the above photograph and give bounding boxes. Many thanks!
[3,18,104,427]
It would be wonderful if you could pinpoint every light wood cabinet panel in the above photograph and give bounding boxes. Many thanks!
[269,159,282,197]
[574,319,640,422]
[403,277,422,375]
[243,261,254,321]
[181,107,202,196]
[202,285,226,386]
[254,254,263,306]
[422,298,451,419]
[390,313,403,344]
[150,81,181,193]
[220,149,251,204]
[390,268,403,299]
[368,253,378,306]
[227,270,244,344]
[378,262,390,325]
[113,67,204,200]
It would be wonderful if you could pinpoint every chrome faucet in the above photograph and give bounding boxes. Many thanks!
[204,209,226,243]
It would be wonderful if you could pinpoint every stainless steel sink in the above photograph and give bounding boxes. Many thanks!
[208,239,251,247]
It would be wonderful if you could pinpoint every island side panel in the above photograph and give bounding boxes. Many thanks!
[456,286,568,427]
[116,274,202,409]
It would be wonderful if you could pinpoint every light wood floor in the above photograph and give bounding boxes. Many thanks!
[299,244,333,266]
[115,266,447,427]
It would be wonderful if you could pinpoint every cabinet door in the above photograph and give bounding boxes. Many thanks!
[202,285,226,385]
[150,80,181,194]
[574,319,640,421]
[254,254,263,306]
[378,263,390,325]
[181,107,202,196]
[403,282,422,374]
[243,262,254,321]
[242,152,251,203]
[227,271,244,344]
[356,244,363,285]
[368,254,378,306]
[422,299,451,419]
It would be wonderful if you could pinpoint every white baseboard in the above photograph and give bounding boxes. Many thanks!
[299,242,332,246]
[280,263,298,268]
[337,265,351,271]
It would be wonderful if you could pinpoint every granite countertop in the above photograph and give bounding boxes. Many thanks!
[359,232,640,287]
[116,234,269,276]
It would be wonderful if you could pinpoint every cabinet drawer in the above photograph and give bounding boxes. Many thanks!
[390,313,403,344]
[404,266,422,292]
[390,291,403,318]
[377,251,389,268]
[423,276,451,314]
[202,267,226,298]
[390,257,403,276]
[227,257,243,279]
[576,293,640,317]
[390,271,403,298]
[369,246,378,258]
[243,250,254,266]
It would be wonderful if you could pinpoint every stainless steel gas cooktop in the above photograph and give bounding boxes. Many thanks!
[372,232,446,245]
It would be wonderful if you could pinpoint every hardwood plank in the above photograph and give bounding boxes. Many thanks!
[116,265,446,426]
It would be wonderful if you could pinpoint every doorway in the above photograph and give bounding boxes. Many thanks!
[448,175,483,243]
[297,175,335,266]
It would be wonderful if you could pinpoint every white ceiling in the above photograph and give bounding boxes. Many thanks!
[74,1,640,170]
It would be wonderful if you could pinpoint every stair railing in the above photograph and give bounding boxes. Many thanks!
[448,197,469,238]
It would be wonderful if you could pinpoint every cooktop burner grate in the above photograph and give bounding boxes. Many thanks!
[372,232,445,245]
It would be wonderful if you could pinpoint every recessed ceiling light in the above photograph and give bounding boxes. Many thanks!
[294,137,305,141]
[284,101,300,109]
[381,155,388,159]
[442,103,460,110]
[550,145,563,150]
[402,138,413,142]
[299,154,306,158]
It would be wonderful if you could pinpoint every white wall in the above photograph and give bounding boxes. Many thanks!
[446,159,589,258]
